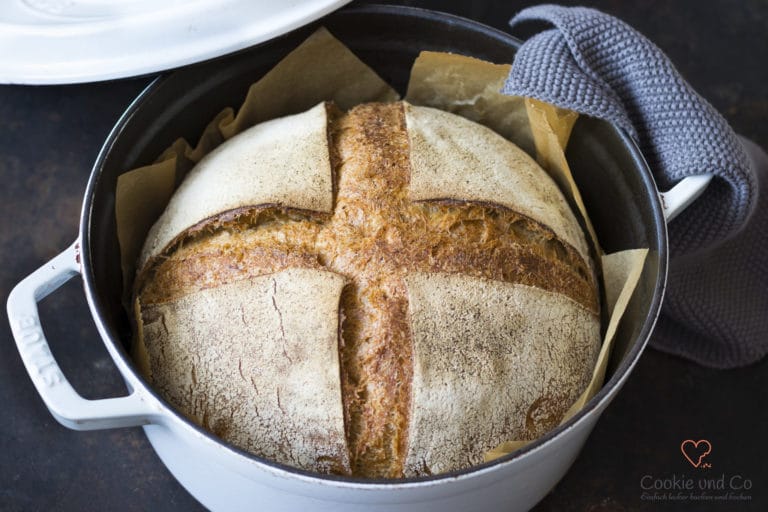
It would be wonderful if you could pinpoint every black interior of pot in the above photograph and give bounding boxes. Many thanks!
[82,3,666,475]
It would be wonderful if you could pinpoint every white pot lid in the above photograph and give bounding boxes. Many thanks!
[1,0,352,84]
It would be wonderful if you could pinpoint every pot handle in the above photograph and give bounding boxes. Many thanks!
[659,173,714,222]
[6,241,157,431]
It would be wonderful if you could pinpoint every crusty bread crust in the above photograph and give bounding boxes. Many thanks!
[136,102,599,478]
[138,102,333,271]
[141,269,350,474]
[403,272,599,476]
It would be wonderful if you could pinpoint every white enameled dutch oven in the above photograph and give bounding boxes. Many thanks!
[6,5,711,511]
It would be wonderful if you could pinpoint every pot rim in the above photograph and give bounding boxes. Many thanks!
[79,3,668,488]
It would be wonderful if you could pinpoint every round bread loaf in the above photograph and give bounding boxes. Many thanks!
[133,101,600,479]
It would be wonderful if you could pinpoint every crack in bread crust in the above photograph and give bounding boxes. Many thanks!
[137,102,598,478]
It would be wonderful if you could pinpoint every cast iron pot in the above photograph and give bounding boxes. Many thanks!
[7,5,710,511]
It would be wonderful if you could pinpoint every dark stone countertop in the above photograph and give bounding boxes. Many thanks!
[1,1,766,510]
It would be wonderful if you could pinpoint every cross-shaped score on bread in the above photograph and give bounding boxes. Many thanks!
[133,102,600,479]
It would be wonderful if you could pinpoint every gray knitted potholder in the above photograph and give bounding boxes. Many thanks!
[502,5,767,368]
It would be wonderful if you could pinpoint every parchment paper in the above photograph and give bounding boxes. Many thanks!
[405,51,534,156]
[115,28,650,468]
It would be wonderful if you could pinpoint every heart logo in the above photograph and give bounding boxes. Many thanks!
[680,439,712,468]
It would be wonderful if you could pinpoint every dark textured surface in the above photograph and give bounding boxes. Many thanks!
[1,1,766,510]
